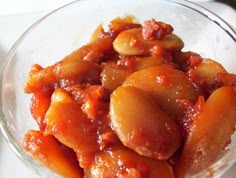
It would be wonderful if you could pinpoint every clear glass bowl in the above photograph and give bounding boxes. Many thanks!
[0,0,235,177]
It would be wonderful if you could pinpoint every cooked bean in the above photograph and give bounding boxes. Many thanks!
[110,86,181,160]
[134,55,168,70]
[25,37,113,93]
[113,28,184,55]
[123,65,198,118]
[188,59,227,96]
[175,86,236,177]
[44,89,99,167]
[101,63,133,92]
[24,60,101,93]
[23,130,83,178]
[85,146,174,178]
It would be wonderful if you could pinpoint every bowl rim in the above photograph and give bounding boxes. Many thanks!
[0,0,236,177]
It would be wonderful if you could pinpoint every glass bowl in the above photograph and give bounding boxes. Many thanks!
[0,0,235,177]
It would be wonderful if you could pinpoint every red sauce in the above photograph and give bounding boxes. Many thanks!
[23,16,236,178]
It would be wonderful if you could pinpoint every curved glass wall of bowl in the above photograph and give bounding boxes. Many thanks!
[0,0,235,177]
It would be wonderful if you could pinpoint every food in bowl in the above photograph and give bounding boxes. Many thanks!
[22,16,236,178]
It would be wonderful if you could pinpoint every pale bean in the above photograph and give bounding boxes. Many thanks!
[101,55,168,93]
[23,130,83,178]
[44,89,99,156]
[25,37,113,93]
[188,59,227,85]
[113,28,184,55]
[175,86,236,177]
[101,63,132,92]
[123,65,199,118]
[110,86,181,160]
[24,60,101,93]
[134,55,167,70]
[85,146,174,178]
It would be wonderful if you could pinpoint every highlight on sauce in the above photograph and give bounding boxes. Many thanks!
[23,15,236,178]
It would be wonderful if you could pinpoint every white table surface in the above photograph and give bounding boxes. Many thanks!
[0,1,236,177]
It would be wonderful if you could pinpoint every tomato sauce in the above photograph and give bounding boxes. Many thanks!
[23,17,236,178]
